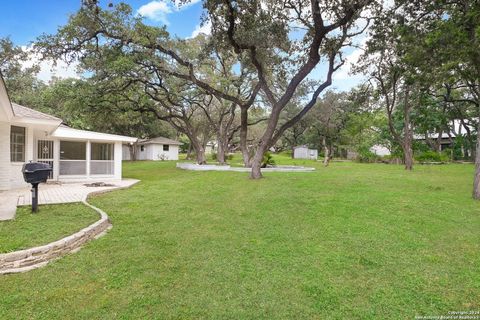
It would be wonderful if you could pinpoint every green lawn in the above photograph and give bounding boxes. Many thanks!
[0,203,99,253]
[1,158,479,319]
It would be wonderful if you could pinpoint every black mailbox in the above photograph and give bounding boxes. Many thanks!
[22,162,52,184]
[21,162,52,213]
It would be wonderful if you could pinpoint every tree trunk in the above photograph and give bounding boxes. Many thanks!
[250,143,268,179]
[249,105,284,179]
[323,137,330,167]
[186,143,193,160]
[403,85,413,171]
[190,139,207,165]
[195,148,207,165]
[291,145,295,159]
[472,121,480,199]
[128,143,137,161]
[216,138,226,165]
[240,107,252,167]
[403,142,414,170]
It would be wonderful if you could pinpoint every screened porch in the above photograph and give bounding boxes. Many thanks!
[59,141,115,177]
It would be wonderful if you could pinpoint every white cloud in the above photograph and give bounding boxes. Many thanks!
[21,46,80,83]
[333,36,368,81]
[137,1,172,24]
[189,20,212,38]
[137,0,202,25]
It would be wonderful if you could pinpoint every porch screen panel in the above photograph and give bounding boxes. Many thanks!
[91,143,114,175]
[60,141,86,175]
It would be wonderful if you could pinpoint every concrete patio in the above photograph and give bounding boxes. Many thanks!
[0,179,139,221]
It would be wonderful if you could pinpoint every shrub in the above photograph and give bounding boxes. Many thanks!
[211,153,234,161]
[261,152,276,168]
[356,147,379,163]
[415,150,450,162]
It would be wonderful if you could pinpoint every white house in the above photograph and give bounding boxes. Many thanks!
[0,74,137,191]
[370,144,391,156]
[123,136,182,161]
[293,145,318,160]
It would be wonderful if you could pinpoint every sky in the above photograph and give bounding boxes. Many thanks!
[0,0,366,91]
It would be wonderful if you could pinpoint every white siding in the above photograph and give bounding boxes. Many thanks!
[294,147,318,160]
[122,144,132,160]
[131,143,179,161]
[150,144,179,160]
[9,123,34,190]
[370,145,391,156]
[0,121,10,190]
[294,147,308,159]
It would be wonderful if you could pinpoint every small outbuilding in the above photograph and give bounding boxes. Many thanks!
[293,145,318,160]
[123,137,182,161]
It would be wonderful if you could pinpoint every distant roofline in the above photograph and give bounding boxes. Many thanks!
[139,136,183,145]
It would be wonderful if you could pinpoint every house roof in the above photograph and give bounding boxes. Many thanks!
[414,120,475,140]
[139,136,182,145]
[12,103,62,122]
[52,125,138,143]
[0,72,14,121]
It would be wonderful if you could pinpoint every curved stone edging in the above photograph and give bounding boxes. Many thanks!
[0,180,140,275]
[176,163,315,172]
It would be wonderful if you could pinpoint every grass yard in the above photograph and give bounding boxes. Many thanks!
[0,203,99,253]
[0,157,479,319]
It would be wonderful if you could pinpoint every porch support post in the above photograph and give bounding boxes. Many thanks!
[26,127,34,162]
[53,139,60,180]
[114,142,122,180]
[86,140,91,179]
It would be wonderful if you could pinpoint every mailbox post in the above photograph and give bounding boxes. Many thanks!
[21,162,52,213]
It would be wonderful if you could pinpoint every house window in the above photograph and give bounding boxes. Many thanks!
[59,141,86,175]
[10,126,26,162]
[163,144,169,151]
[140,145,145,152]
[91,143,114,175]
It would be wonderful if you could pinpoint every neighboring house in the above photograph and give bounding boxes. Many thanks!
[370,145,391,156]
[204,141,216,154]
[414,120,474,152]
[367,121,474,158]
[122,136,182,161]
[293,145,318,160]
[0,74,137,191]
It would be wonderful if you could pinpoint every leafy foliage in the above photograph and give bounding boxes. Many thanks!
[261,151,275,168]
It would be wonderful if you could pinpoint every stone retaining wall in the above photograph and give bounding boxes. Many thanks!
[0,179,139,275]
[0,201,111,275]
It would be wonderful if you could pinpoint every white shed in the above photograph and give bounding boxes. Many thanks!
[293,145,318,160]
[123,137,182,161]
